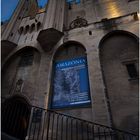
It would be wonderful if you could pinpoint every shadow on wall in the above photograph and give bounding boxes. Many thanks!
[99,30,139,135]
[120,114,139,134]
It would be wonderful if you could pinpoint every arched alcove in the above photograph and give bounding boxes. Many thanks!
[50,41,91,109]
[99,30,139,134]
[25,25,29,34]
[30,23,35,32]
[37,22,41,30]
[2,95,31,140]
[2,47,41,101]
[19,26,24,34]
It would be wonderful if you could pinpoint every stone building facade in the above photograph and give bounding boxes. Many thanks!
[1,0,139,139]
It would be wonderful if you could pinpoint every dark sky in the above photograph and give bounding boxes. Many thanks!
[1,0,48,22]
[1,0,80,22]
[1,0,19,22]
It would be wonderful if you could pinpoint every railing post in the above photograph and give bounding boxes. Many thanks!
[60,115,64,140]
[65,117,68,140]
[50,112,55,139]
[40,110,46,140]
[92,124,95,140]
[46,111,51,140]
[55,114,59,140]
[25,107,34,140]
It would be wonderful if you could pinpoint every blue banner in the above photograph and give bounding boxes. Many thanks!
[52,57,91,109]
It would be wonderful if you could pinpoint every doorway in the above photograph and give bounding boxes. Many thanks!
[2,96,31,140]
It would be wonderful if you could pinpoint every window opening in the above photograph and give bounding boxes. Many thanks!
[19,27,24,34]
[89,31,92,35]
[10,33,13,36]
[30,24,35,32]
[15,79,24,93]
[25,25,29,34]
[126,63,138,79]
[37,22,41,30]
[68,3,72,9]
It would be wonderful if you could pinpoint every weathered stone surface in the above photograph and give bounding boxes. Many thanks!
[1,0,139,135]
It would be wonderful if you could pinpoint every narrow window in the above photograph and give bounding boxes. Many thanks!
[126,63,138,79]
[10,33,13,36]
[89,31,92,35]
[37,22,41,30]
[25,25,29,34]
[19,27,24,34]
[30,24,35,32]
[68,3,72,9]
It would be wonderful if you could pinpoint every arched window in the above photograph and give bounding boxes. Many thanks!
[25,25,29,34]
[51,42,91,109]
[30,24,35,32]
[37,22,41,30]
[19,26,24,34]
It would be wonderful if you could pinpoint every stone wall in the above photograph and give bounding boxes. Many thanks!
[1,0,139,132]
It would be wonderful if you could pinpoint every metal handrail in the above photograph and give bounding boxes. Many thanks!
[31,106,137,136]
[47,109,138,136]
[2,104,138,140]
[29,106,138,140]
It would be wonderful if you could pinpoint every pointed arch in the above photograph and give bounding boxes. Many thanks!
[2,95,31,140]
[25,25,30,34]
[53,40,86,61]
[2,46,41,100]
[99,30,139,49]
[30,23,35,32]
[37,22,41,30]
[19,26,24,34]
[3,94,31,105]
[2,46,40,70]
[50,41,91,109]
[99,30,139,134]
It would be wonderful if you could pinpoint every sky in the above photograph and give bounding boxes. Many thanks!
[1,0,48,22]
[1,0,80,22]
